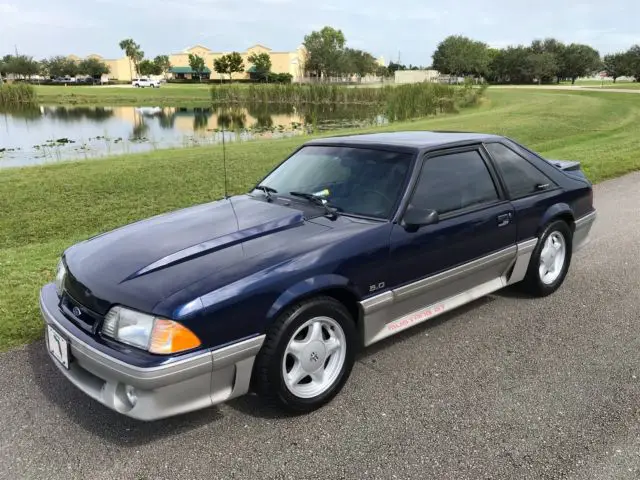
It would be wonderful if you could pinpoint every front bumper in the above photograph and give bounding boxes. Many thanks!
[40,284,264,421]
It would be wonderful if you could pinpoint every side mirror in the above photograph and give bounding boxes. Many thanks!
[402,206,439,232]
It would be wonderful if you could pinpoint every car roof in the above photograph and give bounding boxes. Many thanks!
[303,131,505,150]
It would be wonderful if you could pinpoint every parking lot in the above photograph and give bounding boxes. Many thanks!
[1,172,639,480]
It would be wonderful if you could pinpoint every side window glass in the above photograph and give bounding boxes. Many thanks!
[410,150,499,215]
[485,142,555,198]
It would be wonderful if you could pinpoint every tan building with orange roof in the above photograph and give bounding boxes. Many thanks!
[168,44,306,81]
[67,44,306,82]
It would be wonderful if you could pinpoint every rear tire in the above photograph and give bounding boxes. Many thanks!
[254,296,357,413]
[521,220,573,297]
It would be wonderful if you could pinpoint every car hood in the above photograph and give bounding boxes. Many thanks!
[62,195,334,315]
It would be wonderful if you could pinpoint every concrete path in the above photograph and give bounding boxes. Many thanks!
[491,84,640,94]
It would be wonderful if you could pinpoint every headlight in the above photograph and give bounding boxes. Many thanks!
[55,260,66,297]
[102,306,201,354]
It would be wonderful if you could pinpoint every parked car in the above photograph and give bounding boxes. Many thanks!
[131,77,160,88]
[40,131,596,421]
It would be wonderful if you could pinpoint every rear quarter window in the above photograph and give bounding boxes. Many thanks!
[485,142,556,199]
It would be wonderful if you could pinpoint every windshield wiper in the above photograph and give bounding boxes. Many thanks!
[289,191,339,219]
[255,185,277,202]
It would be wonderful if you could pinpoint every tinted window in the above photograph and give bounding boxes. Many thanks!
[485,142,554,199]
[409,150,499,215]
[258,146,413,219]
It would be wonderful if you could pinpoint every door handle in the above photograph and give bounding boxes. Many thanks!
[497,212,512,227]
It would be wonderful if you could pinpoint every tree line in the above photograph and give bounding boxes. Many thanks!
[5,29,639,85]
[432,35,640,84]
[0,54,112,80]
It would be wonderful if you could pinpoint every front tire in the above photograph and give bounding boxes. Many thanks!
[254,296,357,413]
[521,219,573,297]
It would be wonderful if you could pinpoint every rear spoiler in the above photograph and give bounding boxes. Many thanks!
[545,158,590,183]
[546,159,581,172]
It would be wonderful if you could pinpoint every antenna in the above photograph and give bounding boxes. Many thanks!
[221,118,229,199]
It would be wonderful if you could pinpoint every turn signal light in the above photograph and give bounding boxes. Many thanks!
[149,320,201,354]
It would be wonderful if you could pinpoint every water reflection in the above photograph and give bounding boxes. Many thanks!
[0,104,388,168]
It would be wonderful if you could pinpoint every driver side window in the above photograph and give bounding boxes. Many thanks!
[410,149,500,215]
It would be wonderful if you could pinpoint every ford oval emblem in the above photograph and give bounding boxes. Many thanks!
[72,306,82,317]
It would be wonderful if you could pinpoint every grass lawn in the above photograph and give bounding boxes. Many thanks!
[2,88,640,351]
[35,83,214,106]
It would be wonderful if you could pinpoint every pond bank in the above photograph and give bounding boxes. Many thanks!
[2,84,484,167]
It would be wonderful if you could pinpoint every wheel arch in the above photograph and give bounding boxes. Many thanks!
[538,203,575,236]
[266,275,364,329]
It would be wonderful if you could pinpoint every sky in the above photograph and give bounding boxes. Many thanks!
[1,0,639,65]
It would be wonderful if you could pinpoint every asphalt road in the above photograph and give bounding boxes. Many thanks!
[1,172,639,480]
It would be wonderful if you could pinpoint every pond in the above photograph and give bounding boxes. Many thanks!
[0,104,388,168]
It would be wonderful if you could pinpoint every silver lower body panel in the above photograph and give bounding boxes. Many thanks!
[360,239,538,347]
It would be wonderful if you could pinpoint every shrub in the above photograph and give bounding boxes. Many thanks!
[0,83,38,107]
[210,82,485,121]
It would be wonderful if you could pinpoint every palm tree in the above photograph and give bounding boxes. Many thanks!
[119,39,143,79]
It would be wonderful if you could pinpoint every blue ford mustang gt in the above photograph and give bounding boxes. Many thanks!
[40,131,596,420]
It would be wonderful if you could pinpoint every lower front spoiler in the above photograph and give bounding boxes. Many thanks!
[40,284,265,421]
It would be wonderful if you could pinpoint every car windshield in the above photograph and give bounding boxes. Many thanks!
[256,145,414,219]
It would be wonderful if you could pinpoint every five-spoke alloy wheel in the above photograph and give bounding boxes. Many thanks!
[254,296,357,413]
[522,219,573,297]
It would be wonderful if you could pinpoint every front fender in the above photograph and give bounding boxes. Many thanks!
[266,274,362,322]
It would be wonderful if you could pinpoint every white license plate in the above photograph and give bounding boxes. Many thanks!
[47,325,70,369]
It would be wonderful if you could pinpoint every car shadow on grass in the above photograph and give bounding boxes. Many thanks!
[27,340,224,446]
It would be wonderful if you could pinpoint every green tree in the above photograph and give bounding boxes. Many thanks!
[227,52,245,80]
[78,58,110,80]
[490,46,534,83]
[387,62,406,74]
[528,52,557,84]
[303,26,346,77]
[432,35,491,79]
[484,48,502,82]
[375,65,390,77]
[153,55,171,79]
[625,45,640,81]
[603,52,631,82]
[342,48,378,79]
[188,53,207,82]
[119,38,144,77]
[529,38,565,82]
[2,55,40,79]
[138,59,161,76]
[560,43,601,84]
[213,55,230,82]
[40,56,78,78]
[247,52,272,80]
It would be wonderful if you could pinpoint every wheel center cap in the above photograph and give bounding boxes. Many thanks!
[301,341,326,372]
